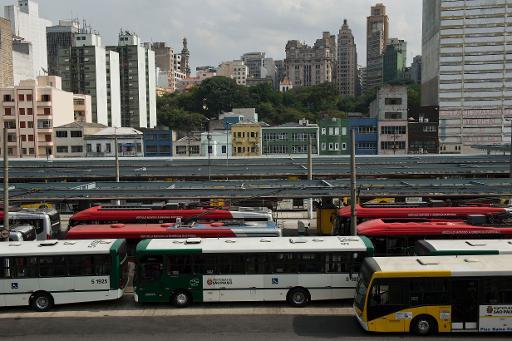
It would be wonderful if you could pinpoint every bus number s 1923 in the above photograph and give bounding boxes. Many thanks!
[91,278,108,285]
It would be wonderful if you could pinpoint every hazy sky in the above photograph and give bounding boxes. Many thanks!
[2,0,422,71]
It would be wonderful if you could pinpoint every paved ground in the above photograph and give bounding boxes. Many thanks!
[0,298,510,340]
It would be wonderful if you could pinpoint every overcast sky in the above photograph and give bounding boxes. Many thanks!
[2,0,422,71]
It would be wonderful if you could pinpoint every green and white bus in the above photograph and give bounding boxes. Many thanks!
[134,236,374,307]
[0,239,128,311]
[416,239,512,256]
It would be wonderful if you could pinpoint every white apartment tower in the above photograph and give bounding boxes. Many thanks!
[107,31,156,128]
[422,0,512,154]
[3,0,51,82]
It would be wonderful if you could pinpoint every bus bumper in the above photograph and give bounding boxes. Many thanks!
[354,307,368,331]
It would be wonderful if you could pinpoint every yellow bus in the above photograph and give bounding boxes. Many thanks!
[354,255,512,335]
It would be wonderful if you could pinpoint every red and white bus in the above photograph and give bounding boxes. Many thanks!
[356,218,512,256]
[334,205,510,235]
[69,206,273,227]
[66,221,281,255]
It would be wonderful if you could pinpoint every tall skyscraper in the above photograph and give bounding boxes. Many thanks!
[57,32,120,127]
[0,17,14,87]
[337,19,358,97]
[383,38,407,83]
[285,32,336,87]
[366,3,389,92]
[107,31,156,128]
[46,19,80,76]
[409,55,422,84]
[241,52,266,79]
[3,0,51,80]
[422,0,512,154]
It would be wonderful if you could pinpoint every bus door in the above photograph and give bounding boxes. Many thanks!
[168,255,203,303]
[137,255,165,303]
[451,279,479,331]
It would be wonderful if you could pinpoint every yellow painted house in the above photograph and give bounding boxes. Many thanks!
[231,123,262,157]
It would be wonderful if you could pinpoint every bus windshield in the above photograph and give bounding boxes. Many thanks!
[354,261,372,310]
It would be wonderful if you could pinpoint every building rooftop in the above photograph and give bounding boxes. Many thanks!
[56,122,106,129]
[89,127,143,137]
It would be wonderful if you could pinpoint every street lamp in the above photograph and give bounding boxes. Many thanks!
[207,133,212,181]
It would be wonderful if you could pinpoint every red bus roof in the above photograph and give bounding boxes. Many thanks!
[357,219,512,237]
[69,206,235,223]
[338,205,507,219]
[66,221,279,240]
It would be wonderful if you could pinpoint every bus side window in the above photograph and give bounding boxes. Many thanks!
[168,255,192,275]
[69,255,94,276]
[481,277,512,304]
[93,255,111,276]
[141,256,163,281]
[0,258,11,278]
[13,257,37,278]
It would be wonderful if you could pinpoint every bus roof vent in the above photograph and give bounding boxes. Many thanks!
[289,238,307,244]
[260,238,272,243]
[185,238,201,245]
[312,238,324,242]
[466,241,486,247]
[464,258,480,263]
[39,240,58,247]
[224,239,237,244]
[8,242,21,247]
[416,259,440,266]
[63,241,77,245]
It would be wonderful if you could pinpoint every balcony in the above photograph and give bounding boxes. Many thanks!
[2,101,15,107]
[37,101,52,107]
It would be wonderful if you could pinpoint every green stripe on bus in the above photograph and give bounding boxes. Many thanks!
[360,236,375,256]
[110,239,126,254]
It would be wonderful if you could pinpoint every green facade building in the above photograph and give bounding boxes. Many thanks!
[262,120,319,155]
[383,38,407,83]
[318,117,349,155]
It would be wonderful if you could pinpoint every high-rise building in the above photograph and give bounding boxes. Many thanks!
[241,52,265,79]
[422,0,512,154]
[240,52,277,87]
[3,0,51,80]
[409,55,422,84]
[107,31,156,128]
[383,38,407,83]
[366,3,389,92]
[358,66,367,95]
[57,32,121,127]
[0,76,81,158]
[46,19,80,76]
[105,50,121,127]
[275,60,286,87]
[285,32,336,87]
[337,19,358,97]
[217,60,248,86]
[147,42,175,93]
[0,17,14,87]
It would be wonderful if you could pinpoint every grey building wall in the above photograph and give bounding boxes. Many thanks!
[0,17,13,87]
[421,0,440,106]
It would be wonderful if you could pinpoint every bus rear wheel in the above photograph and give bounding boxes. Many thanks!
[411,315,437,336]
[30,292,54,312]
[286,288,310,307]
[172,290,191,308]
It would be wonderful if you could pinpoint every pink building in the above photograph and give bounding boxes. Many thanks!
[0,76,90,158]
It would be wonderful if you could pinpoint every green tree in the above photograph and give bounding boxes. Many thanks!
[195,77,251,118]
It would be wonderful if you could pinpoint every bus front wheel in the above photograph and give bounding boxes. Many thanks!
[411,315,437,336]
[30,292,54,312]
[172,290,192,308]
[286,288,310,307]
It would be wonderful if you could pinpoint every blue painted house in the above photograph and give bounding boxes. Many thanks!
[348,116,378,155]
[140,128,173,157]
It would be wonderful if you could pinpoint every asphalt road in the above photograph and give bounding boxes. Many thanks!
[0,298,510,340]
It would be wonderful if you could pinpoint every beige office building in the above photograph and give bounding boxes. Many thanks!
[0,76,80,158]
[0,18,14,88]
[366,3,389,92]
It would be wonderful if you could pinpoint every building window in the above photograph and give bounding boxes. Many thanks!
[334,143,340,151]
[381,126,406,135]
[18,94,24,101]
[19,108,25,115]
[70,131,83,138]
[21,135,26,142]
[7,134,17,143]
[27,108,33,115]
[96,144,102,153]
[384,112,403,120]
[20,122,26,128]
[105,143,111,153]
[423,126,437,133]
[334,127,340,136]
[221,146,227,154]
[56,131,68,138]
[321,143,326,151]
[37,120,52,129]
[27,94,33,101]
[381,141,406,150]
[384,98,402,105]
[328,128,334,135]
[4,108,11,116]
[28,121,33,128]
[44,134,52,142]
[328,143,334,151]
[4,121,16,129]
[28,135,34,142]
[41,95,51,102]
[342,127,347,136]
[86,144,92,153]
[29,148,34,154]
[71,146,83,153]
[342,143,347,151]
[57,146,69,153]
[43,108,51,115]
[358,126,377,134]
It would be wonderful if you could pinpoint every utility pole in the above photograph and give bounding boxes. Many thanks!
[307,135,313,220]
[114,134,120,182]
[509,119,512,178]
[350,128,357,236]
[207,133,212,181]
[3,128,9,241]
